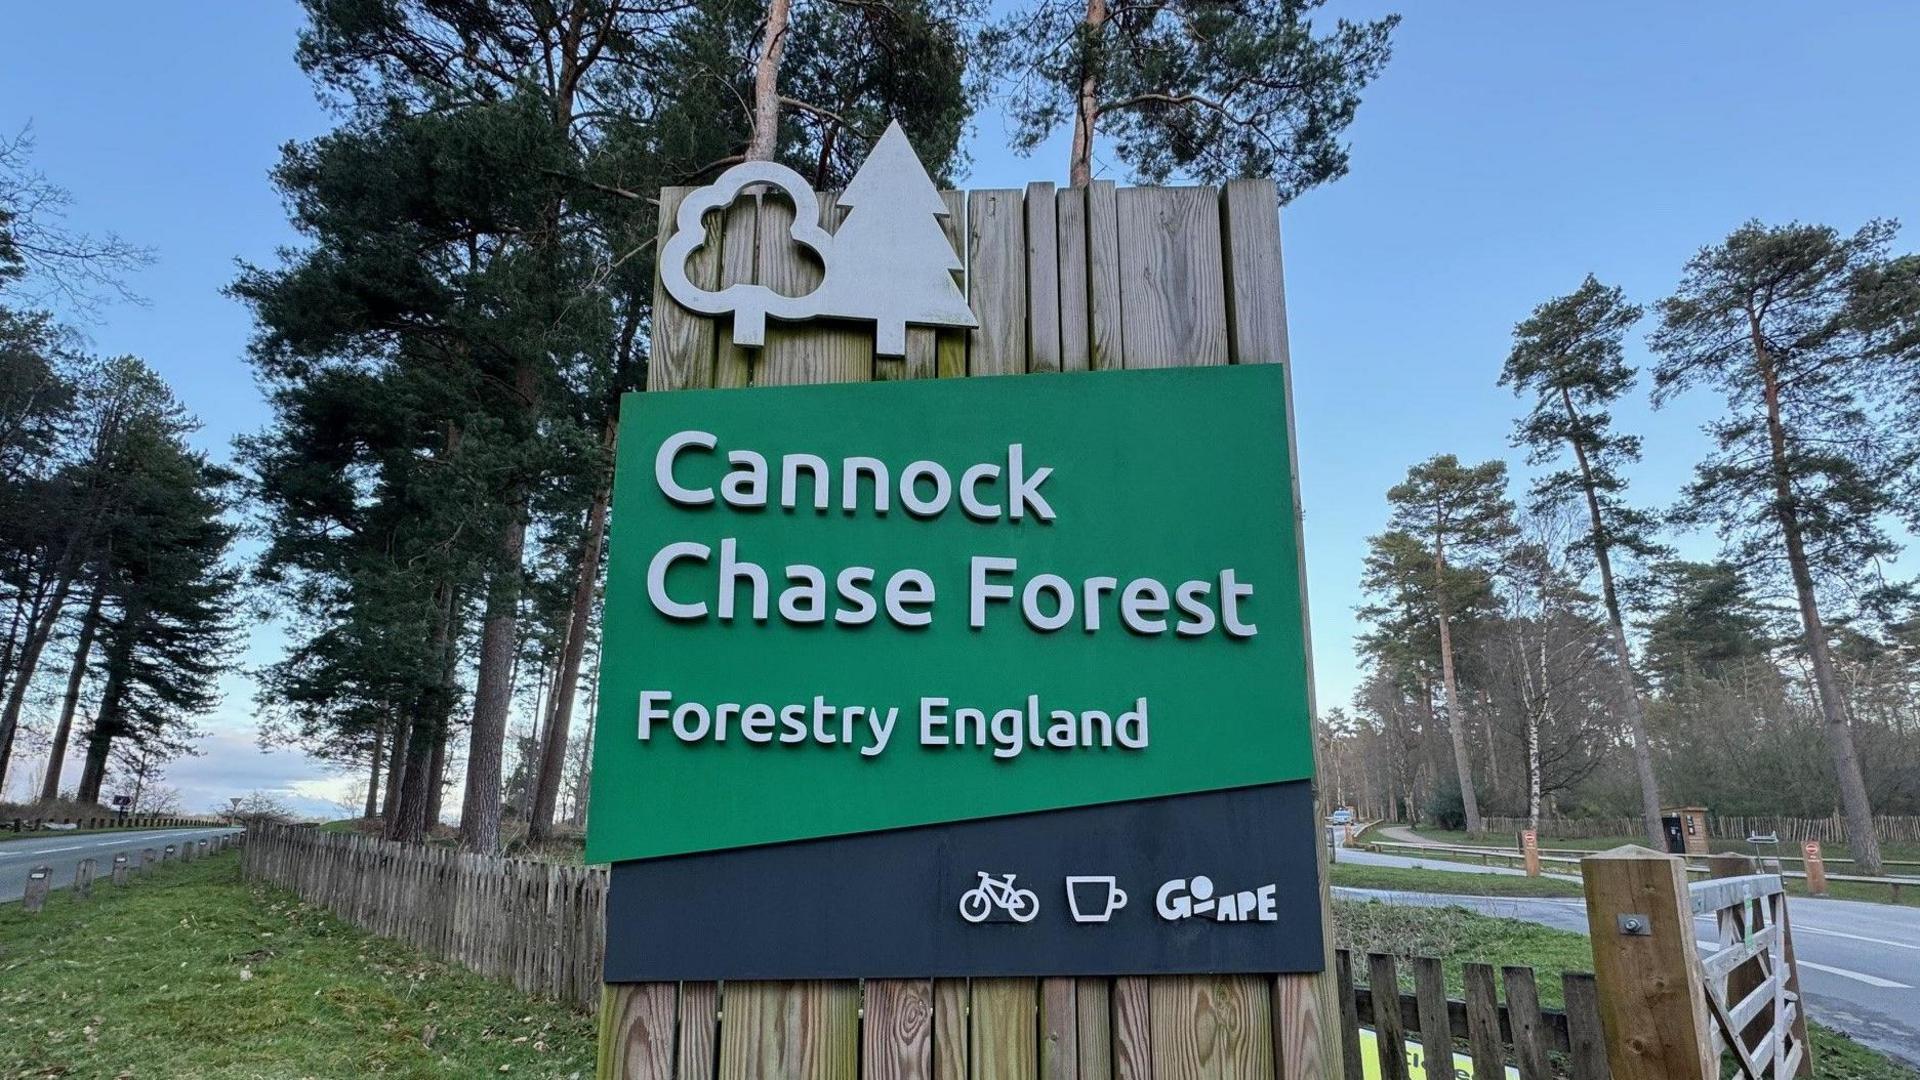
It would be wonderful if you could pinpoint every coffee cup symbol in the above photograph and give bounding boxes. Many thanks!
[1065,876,1129,923]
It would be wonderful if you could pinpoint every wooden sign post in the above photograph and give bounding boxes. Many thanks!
[1801,841,1827,896]
[1520,829,1541,878]
[595,165,1335,1079]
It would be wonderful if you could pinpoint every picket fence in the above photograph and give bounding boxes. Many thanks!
[242,822,607,1010]
[1478,813,1920,845]
[243,823,1615,1078]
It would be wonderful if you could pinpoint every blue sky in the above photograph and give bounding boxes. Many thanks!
[3,2,1918,814]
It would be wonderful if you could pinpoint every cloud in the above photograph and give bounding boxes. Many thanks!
[163,730,357,818]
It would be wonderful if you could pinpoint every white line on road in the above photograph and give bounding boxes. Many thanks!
[1798,961,1913,990]
[1698,939,1913,989]
[1793,925,1920,951]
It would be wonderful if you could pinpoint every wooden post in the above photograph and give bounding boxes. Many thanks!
[1520,829,1540,878]
[74,856,96,898]
[141,848,156,875]
[163,843,176,861]
[1580,845,1713,1080]
[23,865,51,912]
[1800,842,1827,897]
[112,852,130,885]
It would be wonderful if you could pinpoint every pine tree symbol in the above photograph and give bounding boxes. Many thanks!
[820,120,977,357]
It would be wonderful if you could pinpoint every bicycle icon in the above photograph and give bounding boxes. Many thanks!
[958,871,1039,923]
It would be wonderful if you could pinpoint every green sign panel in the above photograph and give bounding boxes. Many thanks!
[586,364,1313,864]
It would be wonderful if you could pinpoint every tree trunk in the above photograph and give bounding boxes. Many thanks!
[1560,387,1664,847]
[1752,326,1884,874]
[382,705,408,821]
[364,712,385,819]
[569,640,602,827]
[39,582,105,800]
[426,716,450,828]
[530,445,612,840]
[1068,0,1109,187]
[388,582,455,844]
[1432,538,1484,832]
[458,500,529,854]
[0,551,80,788]
[746,0,792,162]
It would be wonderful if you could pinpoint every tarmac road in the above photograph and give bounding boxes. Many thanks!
[1332,837,1920,1066]
[0,826,242,903]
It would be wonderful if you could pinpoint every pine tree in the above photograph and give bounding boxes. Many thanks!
[1502,275,1668,848]
[824,121,974,356]
[1383,455,1515,834]
[1650,219,1920,875]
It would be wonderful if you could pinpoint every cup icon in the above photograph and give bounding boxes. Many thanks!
[1065,876,1129,923]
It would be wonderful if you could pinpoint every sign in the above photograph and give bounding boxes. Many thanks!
[1358,1030,1519,1080]
[587,364,1314,864]
[1802,841,1821,860]
[1519,829,1537,849]
[659,121,977,356]
[604,781,1322,980]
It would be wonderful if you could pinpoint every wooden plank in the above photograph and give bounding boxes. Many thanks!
[681,982,720,1080]
[936,190,969,379]
[1411,956,1451,1074]
[1367,956,1408,1080]
[714,192,761,388]
[1333,952,1363,1080]
[1687,874,1780,916]
[1462,964,1504,1080]
[1085,181,1124,371]
[757,189,869,387]
[1561,973,1611,1080]
[650,186,718,392]
[1148,975,1272,1079]
[1110,977,1151,1080]
[1774,889,1813,1077]
[1582,847,1715,1080]
[1039,978,1077,1080]
[1074,979,1111,1080]
[1055,188,1091,372]
[968,190,1028,375]
[1114,186,1228,368]
[1025,182,1061,373]
[718,981,860,1080]
[1219,179,1290,367]
[933,979,969,1080]
[1501,967,1551,1080]
[597,983,677,1080]
[970,979,1037,1080]
[866,980,934,1080]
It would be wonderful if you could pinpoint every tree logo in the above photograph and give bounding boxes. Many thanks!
[659,120,977,358]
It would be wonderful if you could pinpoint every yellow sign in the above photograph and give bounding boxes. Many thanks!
[1358,1029,1518,1080]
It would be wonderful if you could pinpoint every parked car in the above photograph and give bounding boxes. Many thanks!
[1328,808,1353,825]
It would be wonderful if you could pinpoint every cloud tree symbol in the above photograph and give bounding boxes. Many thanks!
[659,161,835,350]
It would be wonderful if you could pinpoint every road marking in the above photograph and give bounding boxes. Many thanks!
[1793,925,1920,951]
[1797,961,1912,990]
[1699,939,1913,989]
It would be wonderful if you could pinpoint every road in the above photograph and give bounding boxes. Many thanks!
[0,826,242,903]
[1332,834,1920,1066]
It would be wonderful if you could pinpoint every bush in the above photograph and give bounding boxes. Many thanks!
[1425,776,1467,831]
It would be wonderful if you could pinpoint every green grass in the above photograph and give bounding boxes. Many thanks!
[1331,861,1585,898]
[0,852,593,1078]
[1332,900,1918,1078]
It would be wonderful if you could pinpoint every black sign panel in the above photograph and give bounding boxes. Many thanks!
[604,781,1324,980]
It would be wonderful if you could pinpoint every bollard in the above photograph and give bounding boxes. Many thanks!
[23,865,52,912]
[1519,828,1541,877]
[112,852,130,885]
[1801,841,1828,897]
[198,838,209,857]
[74,857,96,898]
[141,848,157,875]
[163,843,177,861]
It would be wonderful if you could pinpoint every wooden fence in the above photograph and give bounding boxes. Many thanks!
[241,822,607,1011]
[241,822,1606,1078]
[1478,813,1920,845]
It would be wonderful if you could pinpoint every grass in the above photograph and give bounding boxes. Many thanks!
[1332,899,1918,1078]
[0,852,593,1078]
[1330,861,1585,898]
